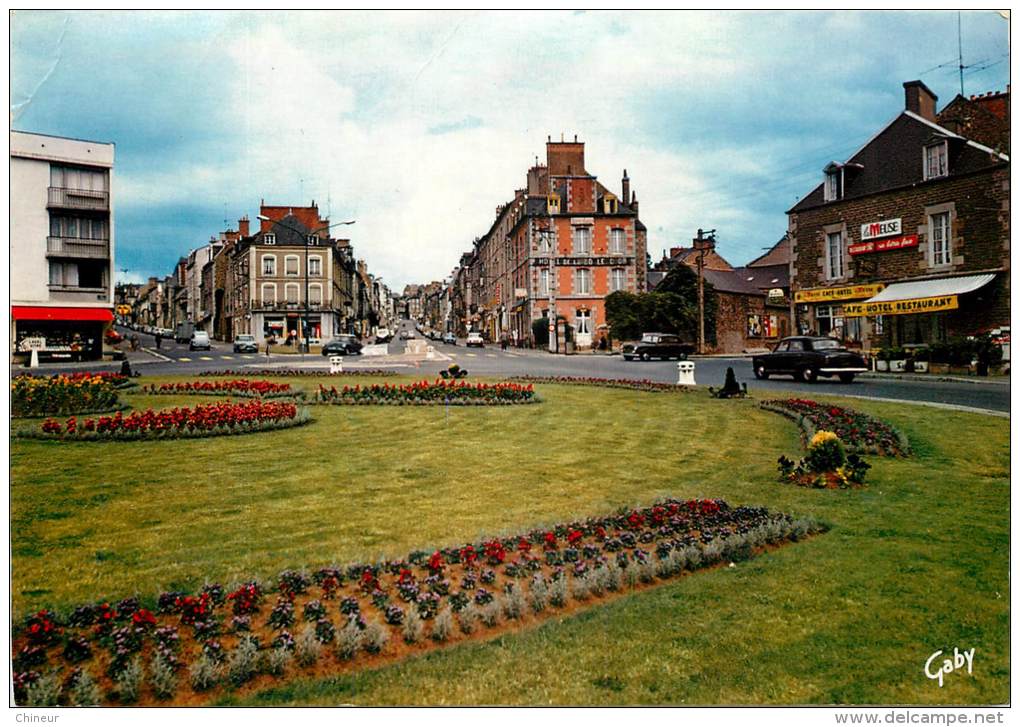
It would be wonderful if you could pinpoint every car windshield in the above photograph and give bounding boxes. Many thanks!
[237,335,254,342]
[811,339,841,350]
[640,334,659,343]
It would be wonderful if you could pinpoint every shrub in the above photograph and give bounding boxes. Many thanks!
[69,667,103,706]
[362,619,389,654]
[549,577,568,608]
[189,654,221,692]
[294,625,322,667]
[336,619,362,660]
[502,585,526,620]
[12,374,121,417]
[263,647,292,676]
[529,576,548,613]
[315,380,538,406]
[226,639,259,687]
[457,603,479,635]
[25,671,62,706]
[805,431,846,472]
[430,607,454,642]
[402,608,424,644]
[479,598,502,628]
[150,653,178,701]
[113,658,143,704]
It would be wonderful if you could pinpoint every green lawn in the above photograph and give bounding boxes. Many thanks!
[9,375,1009,704]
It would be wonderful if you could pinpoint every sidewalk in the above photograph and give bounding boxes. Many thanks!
[10,346,164,374]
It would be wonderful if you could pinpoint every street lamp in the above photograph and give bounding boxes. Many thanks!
[256,214,355,354]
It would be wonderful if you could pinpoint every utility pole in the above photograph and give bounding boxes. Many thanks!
[694,228,716,355]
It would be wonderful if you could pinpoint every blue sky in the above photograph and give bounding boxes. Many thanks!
[11,10,1009,290]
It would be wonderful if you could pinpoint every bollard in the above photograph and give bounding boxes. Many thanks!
[29,349,40,368]
[329,355,344,374]
[677,360,696,386]
[426,345,436,361]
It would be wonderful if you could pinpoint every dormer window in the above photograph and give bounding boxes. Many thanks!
[603,194,617,214]
[823,163,842,202]
[924,141,948,180]
[307,234,320,245]
[264,233,276,245]
[547,195,560,214]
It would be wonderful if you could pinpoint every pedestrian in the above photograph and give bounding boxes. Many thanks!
[266,335,275,358]
[130,334,139,352]
[501,333,508,351]
[154,331,162,349]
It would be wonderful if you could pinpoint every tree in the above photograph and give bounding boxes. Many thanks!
[605,264,717,343]
[655,264,717,345]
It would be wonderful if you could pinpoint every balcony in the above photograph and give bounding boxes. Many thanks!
[254,301,326,311]
[47,236,110,259]
[48,187,109,211]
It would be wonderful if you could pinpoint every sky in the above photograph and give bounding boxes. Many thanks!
[11,10,1010,291]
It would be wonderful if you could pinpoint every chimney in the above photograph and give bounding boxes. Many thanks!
[631,191,638,215]
[904,80,938,122]
[238,216,250,237]
[622,169,630,208]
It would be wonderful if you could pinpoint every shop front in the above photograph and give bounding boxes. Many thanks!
[843,273,997,348]
[11,305,113,362]
[793,284,885,348]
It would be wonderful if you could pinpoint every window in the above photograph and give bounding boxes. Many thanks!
[603,196,617,214]
[49,261,77,287]
[538,268,550,295]
[537,230,552,254]
[261,284,276,305]
[788,339,805,352]
[824,169,841,202]
[924,141,948,180]
[308,256,322,276]
[307,234,320,245]
[609,228,625,255]
[610,268,626,292]
[309,284,323,305]
[285,283,300,304]
[826,232,844,280]
[262,255,276,276]
[50,165,108,191]
[575,309,591,335]
[929,212,951,266]
[284,255,299,276]
[573,227,592,255]
[547,195,560,214]
[263,233,276,245]
[575,268,591,295]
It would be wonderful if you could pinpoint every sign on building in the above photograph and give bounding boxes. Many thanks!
[849,234,918,256]
[844,295,959,317]
[860,218,902,241]
[793,283,885,304]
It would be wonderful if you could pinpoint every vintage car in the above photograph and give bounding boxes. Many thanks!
[752,336,868,383]
[232,334,258,353]
[621,333,696,361]
[322,335,363,356]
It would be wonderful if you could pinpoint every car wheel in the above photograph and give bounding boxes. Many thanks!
[839,373,856,384]
[640,352,650,361]
[754,364,769,380]
[799,366,818,383]
[623,355,633,361]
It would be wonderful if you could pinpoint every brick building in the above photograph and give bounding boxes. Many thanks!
[788,80,1009,351]
[453,136,647,350]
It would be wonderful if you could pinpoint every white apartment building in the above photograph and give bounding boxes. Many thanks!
[10,130,115,362]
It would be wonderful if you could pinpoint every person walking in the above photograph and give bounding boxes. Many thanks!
[500,333,508,351]
[154,331,162,350]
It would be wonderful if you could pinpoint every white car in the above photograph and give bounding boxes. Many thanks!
[466,332,484,348]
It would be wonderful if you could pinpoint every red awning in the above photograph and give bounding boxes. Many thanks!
[11,306,114,322]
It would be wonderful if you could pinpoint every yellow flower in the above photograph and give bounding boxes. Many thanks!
[810,430,839,448]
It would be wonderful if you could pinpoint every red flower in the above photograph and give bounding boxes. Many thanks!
[543,531,557,550]
[427,551,444,573]
[567,529,583,546]
[517,537,532,552]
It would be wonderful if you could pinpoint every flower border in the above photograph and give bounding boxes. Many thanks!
[760,399,910,456]
[504,376,692,392]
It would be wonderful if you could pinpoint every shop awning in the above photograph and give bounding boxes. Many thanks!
[11,306,114,322]
[844,274,995,318]
[863,274,995,303]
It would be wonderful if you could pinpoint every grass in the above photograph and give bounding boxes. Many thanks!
[10,375,1009,704]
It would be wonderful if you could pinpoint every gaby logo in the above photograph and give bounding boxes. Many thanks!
[925,647,975,687]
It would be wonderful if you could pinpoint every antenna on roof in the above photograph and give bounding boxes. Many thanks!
[957,11,965,96]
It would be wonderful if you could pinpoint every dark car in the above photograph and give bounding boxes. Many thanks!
[622,333,695,361]
[321,335,363,356]
[752,336,868,383]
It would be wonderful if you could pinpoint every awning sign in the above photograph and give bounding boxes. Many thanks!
[794,283,885,304]
[860,218,902,241]
[844,295,959,317]
[849,234,918,256]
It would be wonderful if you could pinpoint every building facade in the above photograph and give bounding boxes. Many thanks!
[788,81,1009,351]
[450,137,647,350]
[10,130,115,362]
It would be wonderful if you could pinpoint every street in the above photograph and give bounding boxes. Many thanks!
[16,320,1011,414]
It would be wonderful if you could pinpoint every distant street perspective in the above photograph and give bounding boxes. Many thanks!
[9,9,1010,712]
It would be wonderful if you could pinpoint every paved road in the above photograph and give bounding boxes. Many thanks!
[15,322,1011,413]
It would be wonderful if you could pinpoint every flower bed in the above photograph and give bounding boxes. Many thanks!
[141,380,297,399]
[314,380,538,406]
[11,498,825,706]
[505,376,691,392]
[760,398,910,456]
[12,374,126,417]
[197,369,397,378]
[17,401,310,441]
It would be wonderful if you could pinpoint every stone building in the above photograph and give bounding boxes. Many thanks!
[788,80,1009,351]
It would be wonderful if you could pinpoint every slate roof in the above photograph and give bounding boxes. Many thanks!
[789,112,1009,214]
[732,263,789,291]
[701,268,764,296]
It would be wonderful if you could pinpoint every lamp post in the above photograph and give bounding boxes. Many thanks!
[256,214,355,355]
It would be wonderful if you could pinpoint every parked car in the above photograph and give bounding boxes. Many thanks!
[442,332,457,345]
[322,335,363,356]
[752,336,868,383]
[375,327,392,344]
[189,331,212,351]
[232,334,258,353]
[622,333,695,361]
[104,329,123,345]
[466,331,484,348]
